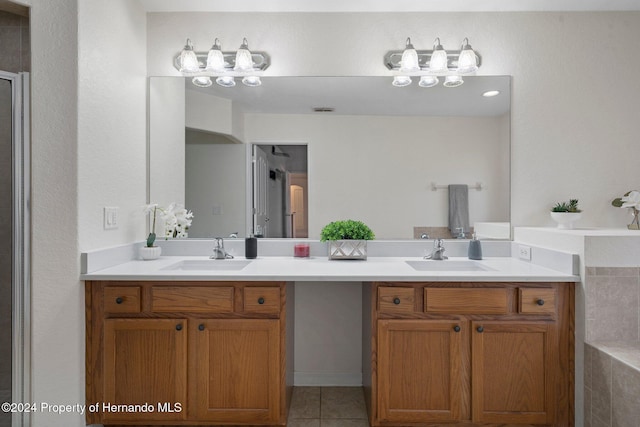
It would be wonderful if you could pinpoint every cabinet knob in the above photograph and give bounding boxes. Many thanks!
[393,297,401,305]
[537,299,545,306]
[258,297,265,305]
[115,297,123,304]
[198,324,205,331]
[453,325,461,333]
[175,324,183,331]
[476,326,484,333]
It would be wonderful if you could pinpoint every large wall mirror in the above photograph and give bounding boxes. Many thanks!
[149,76,511,240]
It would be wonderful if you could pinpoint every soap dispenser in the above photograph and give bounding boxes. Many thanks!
[468,232,482,260]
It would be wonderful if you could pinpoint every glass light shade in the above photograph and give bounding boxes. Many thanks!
[242,76,262,87]
[429,38,448,73]
[457,39,478,74]
[418,75,439,88]
[206,39,226,72]
[216,76,236,87]
[400,38,420,73]
[443,75,464,87]
[179,39,200,74]
[234,38,254,72]
[192,76,213,88]
[392,76,412,87]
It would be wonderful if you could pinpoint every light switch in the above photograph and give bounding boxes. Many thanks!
[104,207,119,230]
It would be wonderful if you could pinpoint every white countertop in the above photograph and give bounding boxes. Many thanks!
[80,256,579,282]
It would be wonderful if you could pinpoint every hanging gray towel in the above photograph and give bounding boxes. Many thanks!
[448,184,470,234]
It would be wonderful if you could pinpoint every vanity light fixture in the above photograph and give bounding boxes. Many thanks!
[384,37,481,88]
[174,37,270,88]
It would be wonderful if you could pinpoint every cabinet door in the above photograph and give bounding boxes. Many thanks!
[193,319,281,423]
[377,319,466,423]
[471,321,557,424]
[102,319,187,422]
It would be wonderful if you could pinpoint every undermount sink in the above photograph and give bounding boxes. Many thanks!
[405,260,495,272]
[162,259,252,271]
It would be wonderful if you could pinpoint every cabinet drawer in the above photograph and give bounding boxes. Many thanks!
[152,286,234,313]
[378,287,415,313]
[425,288,508,314]
[103,286,141,313]
[244,287,281,314]
[519,288,556,315]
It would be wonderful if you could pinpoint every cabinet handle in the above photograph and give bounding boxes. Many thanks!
[476,326,484,333]
[258,297,265,305]
[393,297,401,305]
[175,324,183,331]
[537,298,545,306]
[453,325,461,332]
[198,324,205,331]
[115,297,123,304]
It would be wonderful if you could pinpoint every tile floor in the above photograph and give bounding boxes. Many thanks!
[288,387,369,427]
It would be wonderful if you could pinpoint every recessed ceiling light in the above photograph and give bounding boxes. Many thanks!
[482,90,500,97]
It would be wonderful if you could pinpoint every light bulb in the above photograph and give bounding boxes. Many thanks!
[192,76,213,88]
[456,38,478,74]
[206,38,226,72]
[443,75,464,87]
[216,76,236,87]
[392,76,412,87]
[234,38,254,72]
[179,39,200,74]
[242,76,262,87]
[418,75,439,88]
[429,38,448,73]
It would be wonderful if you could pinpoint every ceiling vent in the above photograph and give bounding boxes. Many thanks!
[312,107,335,113]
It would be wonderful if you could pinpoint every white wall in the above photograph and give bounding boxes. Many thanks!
[185,140,247,238]
[149,77,185,208]
[78,0,147,250]
[27,0,147,426]
[147,11,640,229]
[186,89,233,135]
[28,0,81,425]
[246,113,509,238]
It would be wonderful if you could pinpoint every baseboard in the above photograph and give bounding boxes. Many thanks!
[294,371,362,386]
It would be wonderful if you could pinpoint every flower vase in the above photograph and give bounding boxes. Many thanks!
[628,208,640,230]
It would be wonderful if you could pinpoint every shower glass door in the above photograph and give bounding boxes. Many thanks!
[0,71,30,427]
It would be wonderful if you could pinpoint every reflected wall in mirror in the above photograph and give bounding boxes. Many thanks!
[149,76,511,240]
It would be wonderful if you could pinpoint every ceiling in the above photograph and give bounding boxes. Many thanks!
[186,76,510,117]
[140,0,640,12]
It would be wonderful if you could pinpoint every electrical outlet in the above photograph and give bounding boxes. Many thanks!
[518,245,532,261]
[104,207,119,230]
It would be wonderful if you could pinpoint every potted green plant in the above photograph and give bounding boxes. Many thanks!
[140,204,162,260]
[612,190,640,229]
[320,219,375,260]
[550,199,582,229]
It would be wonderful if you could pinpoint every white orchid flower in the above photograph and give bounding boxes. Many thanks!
[621,191,640,209]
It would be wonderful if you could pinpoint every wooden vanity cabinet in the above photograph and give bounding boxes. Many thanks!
[85,281,293,426]
[365,282,574,427]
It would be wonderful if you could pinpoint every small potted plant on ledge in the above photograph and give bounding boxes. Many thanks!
[550,199,582,229]
[320,219,375,260]
[140,204,162,260]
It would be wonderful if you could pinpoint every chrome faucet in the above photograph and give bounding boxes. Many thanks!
[425,238,448,260]
[455,227,467,239]
[210,237,234,260]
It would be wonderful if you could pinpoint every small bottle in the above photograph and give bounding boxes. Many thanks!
[245,235,257,259]
[468,232,482,260]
